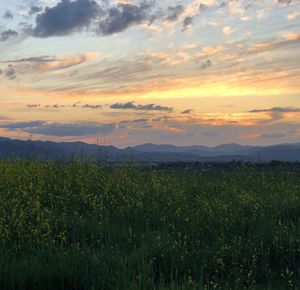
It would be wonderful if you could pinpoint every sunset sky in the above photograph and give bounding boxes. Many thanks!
[0,0,299,147]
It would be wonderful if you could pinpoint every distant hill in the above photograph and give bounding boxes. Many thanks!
[0,137,132,161]
[133,143,258,156]
[133,142,300,162]
[1,137,300,162]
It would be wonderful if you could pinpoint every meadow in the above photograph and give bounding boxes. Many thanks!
[0,160,299,289]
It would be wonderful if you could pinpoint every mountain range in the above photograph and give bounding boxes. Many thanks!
[1,137,300,162]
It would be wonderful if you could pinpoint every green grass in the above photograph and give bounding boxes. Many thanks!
[0,160,299,289]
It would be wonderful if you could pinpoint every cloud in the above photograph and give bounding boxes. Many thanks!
[72,101,81,107]
[288,12,300,21]
[26,102,102,110]
[82,104,102,109]
[259,132,289,139]
[200,45,226,57]
[182,16,193,31]
[248,107,300,122]
[196,59,212,69]
[110,102,173,112]
[181,109,193,114]
[177,1,212,32]
[131,118,149,123]
[166,5,185,22]
[24,101,189,124]
[181,42,197,50]
[31,53,94,71]
[3,56,57,63]
[249,107,300,113]
[21,0,180,38]
[118,118,149,129]
[249,129,300,139]
[0,29,18,42]
[249,33,300,54]
[32,0,101,37]
[3,10,13,19]
[110,102,136,109]
[223,26,233,35]
[27,122,116,137]
[199,3,208,12]
[0,121,116,137]
[29,6,43,15]
[3,54,94,77]
[98,2,153,35]
[5,65,17,80]
[52,104,66,108]
[0,121,46,129]
[278,0,292,5]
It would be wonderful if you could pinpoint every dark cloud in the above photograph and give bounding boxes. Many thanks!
[29,122,115,136]
[249,107,300,113]
[0,120,116,136]
[278,0,292,4]
[196,59,212,69]
[166,5,185,22]
[118,118,150,130]
[219,0,231,9]
[199,3,208,11]
[26,102,102,109]
[28,0,157,38]
[110,102,173,112]
[181,109,193,114]
[0,29,18,42]
[98,3,153,35]
[52,104,66,108]
[132,118,149,123]
[248,107,300,123]
[0,121,46,129]
[29,6,43,15]
[136,104,173,112]
[32,0,101,37]
[82,104,102,109]
[218,0,247,9]
[148,8,164,25]
[3,10,13,19]
[44,104,65,108]
[5,64,17,80]
[174,3,209,32]
[182,16,193,31]
[111,102,137,110]
[150,3,206,26]
[3,56,57,63]
[72,101,81,107]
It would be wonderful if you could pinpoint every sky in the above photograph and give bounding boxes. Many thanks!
[0,0,299,147]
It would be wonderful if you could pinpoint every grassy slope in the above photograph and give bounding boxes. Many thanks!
[0,161,299,289]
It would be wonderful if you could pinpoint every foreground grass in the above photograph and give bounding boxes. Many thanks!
[0,160,299,289]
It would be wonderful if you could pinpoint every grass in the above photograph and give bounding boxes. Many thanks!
[0,160,299,289]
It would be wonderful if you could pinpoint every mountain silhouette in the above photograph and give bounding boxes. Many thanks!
[1,137,300,162]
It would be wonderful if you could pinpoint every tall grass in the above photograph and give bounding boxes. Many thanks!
[0,160,299,289]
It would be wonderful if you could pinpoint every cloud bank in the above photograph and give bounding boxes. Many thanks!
[110,102,173,112]
[32,0,101,37]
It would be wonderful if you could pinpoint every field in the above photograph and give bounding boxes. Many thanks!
[0,160,299,289]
